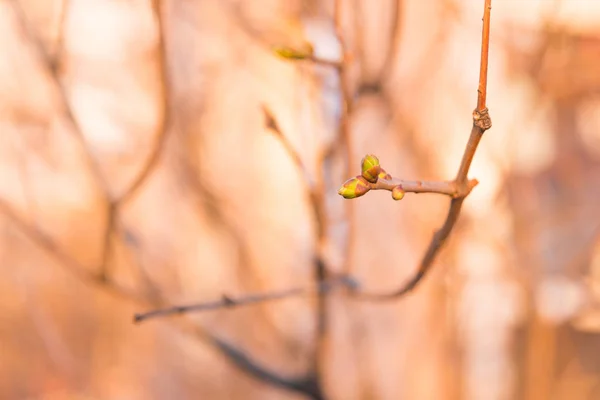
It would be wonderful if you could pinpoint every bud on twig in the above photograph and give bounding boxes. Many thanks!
[272,43,314,60]
[338,176,370,199]
[360,154,381,183]
[391,186,405,201]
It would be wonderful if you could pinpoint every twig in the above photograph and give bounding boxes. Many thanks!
[96,0,171,279]
[204,331,325,400]
[307,55,344,69]
[0,198,144,305]
[368,177,478,197]
[262,104,330,391]
[10,0,110,197]
[333,0,354,179]
[356,0,403,95]
[134,278,350,323]
[11,0,170,281]
[349,0,493,300]
[116,0,170,205]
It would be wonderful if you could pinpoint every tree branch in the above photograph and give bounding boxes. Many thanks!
[346,0,493,300]
[134,277,351,323]
[0,195,329,399]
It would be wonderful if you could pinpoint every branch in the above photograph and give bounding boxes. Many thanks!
[134,277,352,323]
[11,0,171,281]
[116,0,170,205]
[356,0,403,95]
[205,332,325,400]
[95,0,172,280]
[226,2,342,69]
[339,0,493,300]
[10,0,110,197]
[0,198,144,305]
[0,195,330,399]
[261,104,331,386]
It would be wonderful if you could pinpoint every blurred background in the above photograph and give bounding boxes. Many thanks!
[1,0,600,399]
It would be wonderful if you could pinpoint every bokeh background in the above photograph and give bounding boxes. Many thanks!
[1,0,600,399]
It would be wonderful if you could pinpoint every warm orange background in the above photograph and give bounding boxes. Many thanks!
[1,1,599,399]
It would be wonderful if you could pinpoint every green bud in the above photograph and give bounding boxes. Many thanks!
[338,176,370,199]
[360,154,381,183]
[391,186,405,201]
[272,43,314,60]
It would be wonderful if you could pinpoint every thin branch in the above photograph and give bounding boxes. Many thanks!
[99,0,170,278]
[332,0,360,290]
[225,2,341,70]
[134,277,350,323]
[13,0,171,280]
[52,0,69,69]
[204,331,325,400]
[356,0,403,94]
[10,0,110,197]
[476,0,492,112]
[98,203,116,281]
[378,0,403,85]
[307,55,344,69]
[358,197,466,299]
[262,106,315,189]
[262,104,330,387]
[368,177,478,197]
[333,0,354,176]
[0,195,328,398]
[349,0,493,300]
[116,0,170,205]
[0,198,144,305]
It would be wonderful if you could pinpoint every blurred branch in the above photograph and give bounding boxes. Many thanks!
[332,0,358,281]
[226,2,342,69]
[356,0,403,95]
[202,329,325,400]
[1,196,326,399]
[6,2,330,398]
[98,0,170,279]
[0,198,144,304]
[52,0,69,66]
[262,103,330,387]
[377,0,402,85]
[10,0,110,196]
[10,0,170,281]
[134,277,351,323]
[173,138,330,399]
